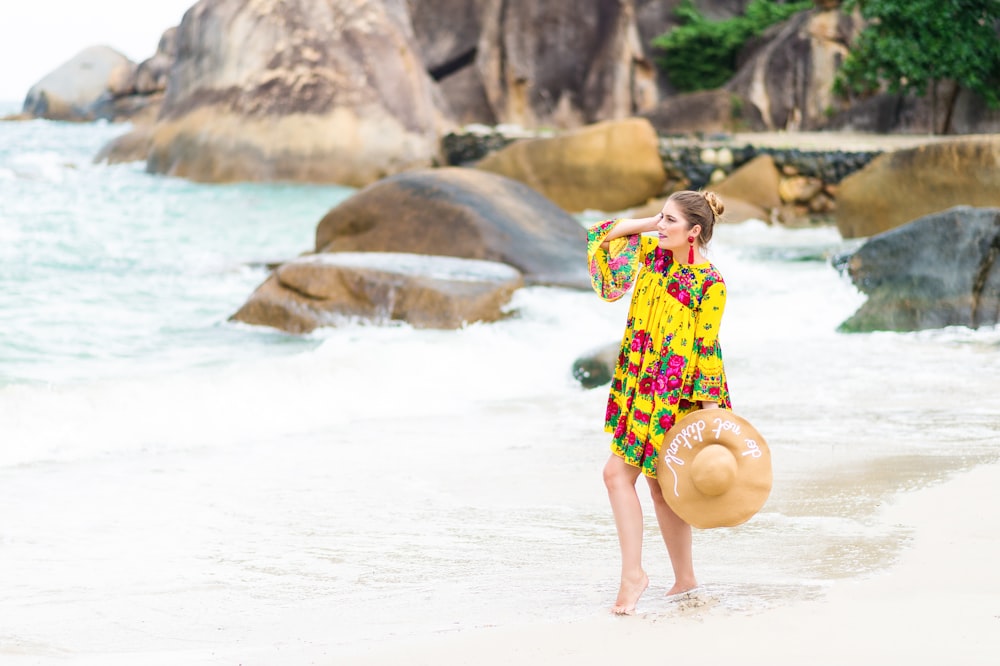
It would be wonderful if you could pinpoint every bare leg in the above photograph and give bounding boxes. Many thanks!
[603,454,648,614]
[646,476,698,595]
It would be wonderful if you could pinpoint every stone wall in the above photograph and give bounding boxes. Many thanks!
[441,126,880,220]
[657,138,878,190]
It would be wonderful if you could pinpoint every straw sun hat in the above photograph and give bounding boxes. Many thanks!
[656,409,772,529]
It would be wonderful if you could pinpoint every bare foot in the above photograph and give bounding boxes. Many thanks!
[612,571,649,615]
[665,581,699,598]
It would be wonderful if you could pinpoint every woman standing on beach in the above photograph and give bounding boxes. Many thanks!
[587,190,731,615]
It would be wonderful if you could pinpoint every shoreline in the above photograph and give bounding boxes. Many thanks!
[333,458,1000,665]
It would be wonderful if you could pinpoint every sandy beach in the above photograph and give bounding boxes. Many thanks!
[332,459,1000,666]
[4,113,998,665]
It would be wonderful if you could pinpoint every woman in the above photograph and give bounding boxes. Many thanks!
[587,190,732,615]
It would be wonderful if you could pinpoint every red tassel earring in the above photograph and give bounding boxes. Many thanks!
[687,236,695,264]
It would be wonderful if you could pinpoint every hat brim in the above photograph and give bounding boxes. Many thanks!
[656,409,772,529]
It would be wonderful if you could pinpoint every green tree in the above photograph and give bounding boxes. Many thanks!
[835,0,1000,133]
[652,0,812,93]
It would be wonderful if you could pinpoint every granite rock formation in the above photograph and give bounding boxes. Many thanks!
[474,118,666,213]
[839,207,1000,332]
[314,167,589,289]
[232,252,523,333]
[113,0,453,186]
[836,137,1000,239]
[22,46,134,122]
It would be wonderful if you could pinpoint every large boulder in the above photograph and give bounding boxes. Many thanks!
[22,46,134,121]
[641,89,766,135]
[474,118,666,213]
[314,167,589,289]
[477,0,657,128]
[408,0,487,72]
[407,0,494,124]
[437,66,497,125]
[718,198,771,225]
[825,89,955,136]
[726,7,862,131]
[135,27,179,96]
[122,0,452,186]
[89,27,179,124]
[404,1,752,129]
[839,207,1000,332]
[572,340,620,389]
[836,138,1000,239]
[94,126,156,164]
[949,89,1000,135]
[706,154,782,212]
[232,252,523,333]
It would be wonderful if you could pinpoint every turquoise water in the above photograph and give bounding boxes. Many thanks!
[2,110,999,664]
[0,114,353,385]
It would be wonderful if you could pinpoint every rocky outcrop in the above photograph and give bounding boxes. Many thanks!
[641,89,766,135]
[948,89,1000,135]
[707,154,782,213]
[135,27,178,96]
[726,7,862,131]
[314,167,589,289]
[706,151,838,225]
[232,252,523,333]
[836,137,1000,238]
[325,1,763,131]
[406,0,495,124]
[21,0,1000,144]
[404,1,757,129]
[90,27,179,125]
[112,0,452,186]
[572,341,620,389]
[93,126,156,165]
[408,0,488,73]
[825,89,953,136]
[839,207,1000,332]
[476,0,657,128]
[21,46,134,121]
[474,118,666,213]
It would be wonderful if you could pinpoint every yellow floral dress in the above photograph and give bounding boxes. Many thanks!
[588,219,732,478]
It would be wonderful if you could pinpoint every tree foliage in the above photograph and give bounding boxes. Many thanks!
[835,0,1000,108]
[651,0,812,93]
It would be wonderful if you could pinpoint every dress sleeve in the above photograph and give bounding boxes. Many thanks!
[691,280,727,403]
[587,219,644,302]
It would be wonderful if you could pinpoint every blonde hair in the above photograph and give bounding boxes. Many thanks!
[668,190,724,245]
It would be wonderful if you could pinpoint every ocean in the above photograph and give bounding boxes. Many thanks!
[2,102,998,664]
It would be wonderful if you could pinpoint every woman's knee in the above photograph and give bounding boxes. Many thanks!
[603,456,634,490]
[602,460,620,490]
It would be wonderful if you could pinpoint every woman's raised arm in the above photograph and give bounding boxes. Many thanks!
[599,212,663,249]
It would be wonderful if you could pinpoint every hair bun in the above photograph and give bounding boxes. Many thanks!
[702,191,725,219]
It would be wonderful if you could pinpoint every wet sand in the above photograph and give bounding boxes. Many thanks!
[334,458,1000,665]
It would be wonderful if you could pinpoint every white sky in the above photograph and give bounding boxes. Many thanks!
[0,0,196,102]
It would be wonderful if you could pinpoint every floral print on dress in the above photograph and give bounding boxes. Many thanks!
[587,219,643,301]
[587,219,732,479]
